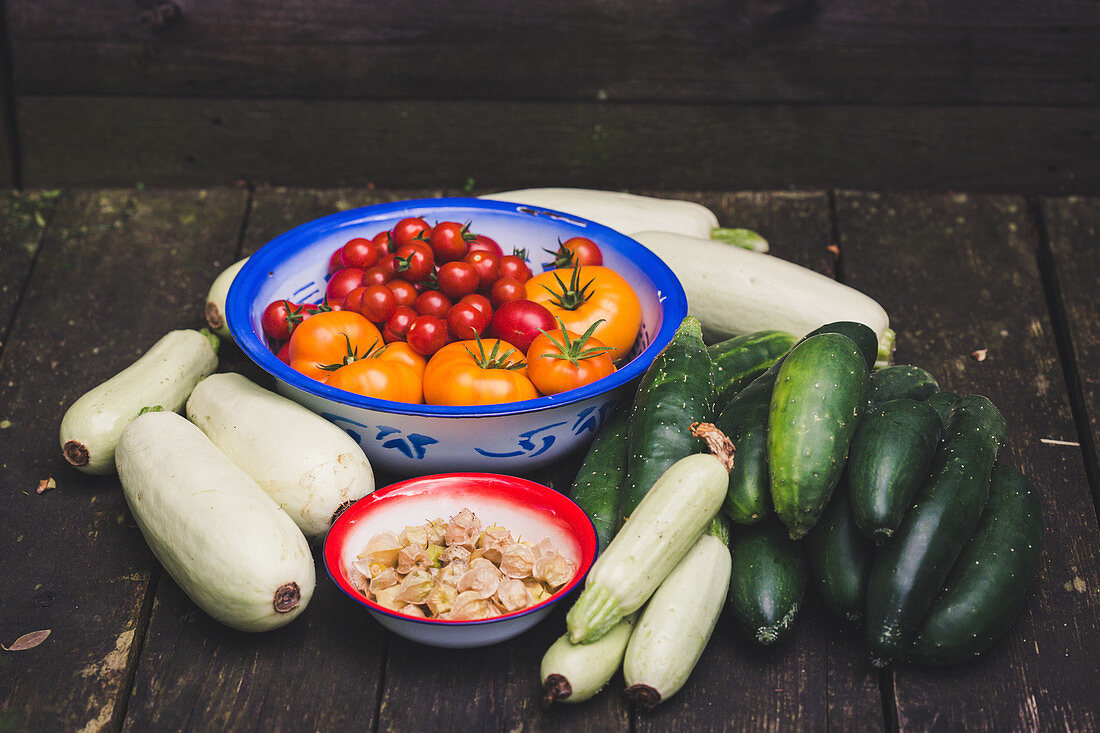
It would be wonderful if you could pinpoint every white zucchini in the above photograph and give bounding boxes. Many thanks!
[186,372,375,540]
[60,329,219,474]
[565,452,728,644]
[623,523,731,709]
[204,257,248,339]
[633,230,893,361]
[540,614,637,706]
[116,411,315,632]
[479,188,721,240]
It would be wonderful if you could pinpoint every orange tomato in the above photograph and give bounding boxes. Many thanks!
[287,310,383,382]
[525,264,641,362]
[423,338,538,406]
[526,322,616,395]
[326,358,423,403]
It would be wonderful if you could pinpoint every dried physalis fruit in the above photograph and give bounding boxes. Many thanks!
[448,590,496,621]
[359,530,403,569]
[458,557,503,599]
[400,604,427,618]
[523,578,551,603]
[400,523,429,548]
[437,558,469,588]
[373,585,406,611]
[426,518,448,546]
[499,542,535,579]
[396,544,427,575]
[446,508,482,549]
[440,544,471,565]
[427,583,458,616]
[369,567,400,594]
[494,578,531,613]
[395,568,435,605]
[530,537,556,558]
[534,551,576,590]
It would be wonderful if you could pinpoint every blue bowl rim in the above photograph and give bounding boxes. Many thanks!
[226,196,687,418]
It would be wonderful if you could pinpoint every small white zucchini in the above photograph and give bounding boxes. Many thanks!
[186,372,375,540]
[480,188,722,240]
[116,410,315,632]
[540,613,637,706]
[204,256,248,339]
[565,452,728,644]
[623,519,731,709]
[60,329,219,474]
[633,230,893,361]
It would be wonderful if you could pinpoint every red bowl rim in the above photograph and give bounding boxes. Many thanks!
[323,472,598,626]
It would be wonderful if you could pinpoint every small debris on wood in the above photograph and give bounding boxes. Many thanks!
[1040,438,1081,447]
[826,244,840,259]
[36,477,56,494]
[970,349,988,361]
[2,629,51,651]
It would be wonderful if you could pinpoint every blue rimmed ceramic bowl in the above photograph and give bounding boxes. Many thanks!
[226,197,686,475]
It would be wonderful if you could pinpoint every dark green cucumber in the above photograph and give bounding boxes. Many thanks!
[714,374,773,525]
[727,521,807,645]
[809,321,878,371]
[805,472,874,625]
[848,398,942,544]
[622,316,714,524]
[569,403,631,552]
[708,330,796,407]
[867,365,939,406]
[768,333,870,540]
[925,391,961,426]
[864,394,1008,662]
[906,463,1043,666]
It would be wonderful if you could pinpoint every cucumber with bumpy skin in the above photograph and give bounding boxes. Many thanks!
[847,398,942,543]
[708,329,796,407]
[805,473,874,625]
[727,520,807,645]
[768,332,870,540]
[925,391,961,425]
[867,364,939,406]
[621,316,714,524]
[623,516,731,708]
[864,394,1007,662]
[569,403,631,552]
[906,463,1042,666]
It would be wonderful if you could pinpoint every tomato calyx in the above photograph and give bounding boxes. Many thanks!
[287,301,332,329]
[463,333,527,371]
[538,261,593,311]
[318,335,388,372]
[535,318,614,367]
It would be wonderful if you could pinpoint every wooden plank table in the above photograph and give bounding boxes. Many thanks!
[1,187,1097,732]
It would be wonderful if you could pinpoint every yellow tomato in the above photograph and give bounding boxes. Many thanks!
[423,338,538,406]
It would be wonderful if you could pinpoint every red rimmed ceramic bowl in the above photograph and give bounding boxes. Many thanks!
[324,472,597,648]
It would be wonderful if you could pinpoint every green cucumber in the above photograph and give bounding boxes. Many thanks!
[569,403,631,552]
[622,316,714,523]
[925,391,961,426]
[804,473,874,625]
[867,365,939,406]
[768,333,870,540]
[708,329,796,407]
[713,321,876,527]
[864,394,1008,662]
[727,520,807,645]
[847,398,943,543]
[906,463,1043,666]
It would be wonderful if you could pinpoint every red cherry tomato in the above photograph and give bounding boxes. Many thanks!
[436,260,480,300]
[387,278,418,308]
[361,263,395,288]
[327,248,345,275]
[550,236,603,268]
[499,253,532,282]
[413,289,453,318]
[406,314,449,356]
[372,230,395,254]
[489,276,527,309]
[326,267,366,306]
[394,241,436,283]
[391,217,431,248]
[446,302,489,340]
[342,286,368,313]
[382,305,418,343]
[261,299,296,342]
[341,237,380,269]
[360,284,397,323]
[460,293,493,323]
[463,250,502,291]
[276,340,291,364]
[429,221,472,263]
[489,299,557,354]
[467,234,504,258]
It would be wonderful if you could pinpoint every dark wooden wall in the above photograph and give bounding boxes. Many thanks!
[1,0,1098,192]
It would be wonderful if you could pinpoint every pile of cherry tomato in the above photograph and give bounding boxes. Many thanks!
[259,217,643,405]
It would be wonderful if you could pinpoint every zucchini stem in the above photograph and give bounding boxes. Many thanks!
[710,227,769,252]
[566,584,623,644]
[689,422,735,472]
[875,328,896,369]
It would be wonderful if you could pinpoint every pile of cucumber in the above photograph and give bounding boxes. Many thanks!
[543,316,1043,708]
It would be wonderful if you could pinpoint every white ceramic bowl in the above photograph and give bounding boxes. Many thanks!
[323,472,598,648]
[226,197,687,475]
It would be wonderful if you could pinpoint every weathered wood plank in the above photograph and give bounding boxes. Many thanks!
[17,97,1099,194]
[0,190,57,340]
[835,192,1100,732]
[1042,196,1100,501]
[0,187,246,732]
[7,1,1098,106]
